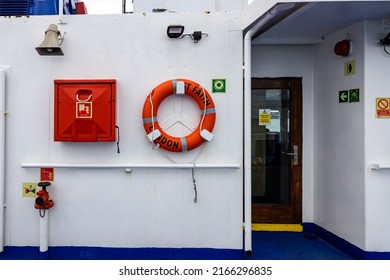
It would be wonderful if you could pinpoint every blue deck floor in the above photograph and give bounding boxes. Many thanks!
[250,231,353,260]
[0,231,356,260]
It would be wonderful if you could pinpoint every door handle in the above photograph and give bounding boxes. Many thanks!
[283,145,298,165]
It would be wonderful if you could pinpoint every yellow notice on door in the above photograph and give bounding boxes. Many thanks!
[259,109,271,125]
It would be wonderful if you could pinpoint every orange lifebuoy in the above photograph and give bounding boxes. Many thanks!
[142,79,216,152]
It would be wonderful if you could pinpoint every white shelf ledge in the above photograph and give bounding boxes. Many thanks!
[371,163,390,170]
[21,162,240,170]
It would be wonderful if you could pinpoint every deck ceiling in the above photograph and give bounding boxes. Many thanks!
[252,1,390,44]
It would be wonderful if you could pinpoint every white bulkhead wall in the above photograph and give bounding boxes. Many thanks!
[364,20,390,252]
[313,22,365,250]
[1,11,243,249]
[133,0,247,13]
[314,19,390,252]
[252,18,390,252]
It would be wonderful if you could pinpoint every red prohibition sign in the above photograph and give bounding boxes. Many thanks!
[378,98,389,110]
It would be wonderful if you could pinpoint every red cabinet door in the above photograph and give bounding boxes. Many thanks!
[54,80,116,142]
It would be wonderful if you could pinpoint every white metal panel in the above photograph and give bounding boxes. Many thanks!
[313,22,365,249]
[364,20,390,251]
[0,69,5,252]
[0,12,243,250]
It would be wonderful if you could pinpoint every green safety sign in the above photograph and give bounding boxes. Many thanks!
[339,90,349,103]
[349,88,360,103]
[338,88,360,103]
[212,79,226,93]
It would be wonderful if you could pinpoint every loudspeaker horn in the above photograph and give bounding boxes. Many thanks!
[36,24,64,56]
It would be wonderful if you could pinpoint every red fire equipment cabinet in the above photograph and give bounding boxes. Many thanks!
[54,79,116,142]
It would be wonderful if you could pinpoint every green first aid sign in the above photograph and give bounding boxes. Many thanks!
[212,79,226,93]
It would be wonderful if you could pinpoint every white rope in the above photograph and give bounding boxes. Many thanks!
[76,93,92,103]
[199,86,207,134]
[149,91,160,150]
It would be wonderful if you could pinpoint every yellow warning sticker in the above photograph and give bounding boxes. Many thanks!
[259,109,271,125]
[22,182,37,198]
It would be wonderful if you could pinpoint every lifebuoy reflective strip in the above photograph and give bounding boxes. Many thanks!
[142,79,216,152]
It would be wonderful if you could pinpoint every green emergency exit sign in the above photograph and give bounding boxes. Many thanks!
[339,90,349,103]
[338,88,360,103]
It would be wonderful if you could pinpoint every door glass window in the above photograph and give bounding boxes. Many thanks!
[251,88,291,204]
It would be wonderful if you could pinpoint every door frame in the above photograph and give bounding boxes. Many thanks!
[251,77,302,224]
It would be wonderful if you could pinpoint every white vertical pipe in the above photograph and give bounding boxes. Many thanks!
[244,30,253,254]
[0,70,5,252]
[39,213,49,259]
[243,3,303,255]
[243,7,281,255]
